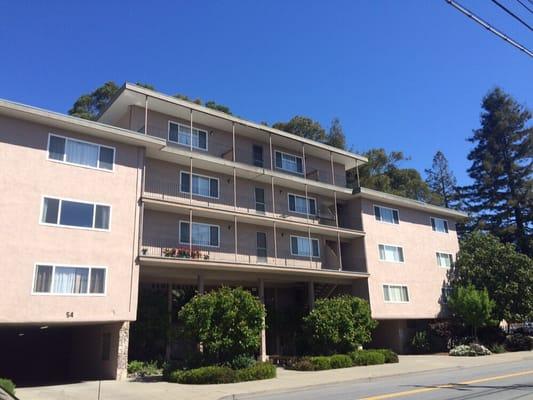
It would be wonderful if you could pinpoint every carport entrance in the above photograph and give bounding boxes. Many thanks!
[0,323,125,385]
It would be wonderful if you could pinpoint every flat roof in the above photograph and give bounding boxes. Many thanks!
[98,83,368,171]
[353,187,469,219]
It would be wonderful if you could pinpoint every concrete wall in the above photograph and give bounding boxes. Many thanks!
[353,198,459,320]
[0,115,142,324]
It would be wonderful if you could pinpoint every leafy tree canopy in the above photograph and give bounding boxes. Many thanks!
[425,151,458,208]
[448,284,494,338]
[451,231,533,322]
[273,116,327,143]
[68,81,120,120]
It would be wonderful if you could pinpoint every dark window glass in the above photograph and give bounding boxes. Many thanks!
[253,145,263,167]
[312,240,320,257]
[257,232,267,262]
[309,199,317,215]
[291,236,298,254]
[198,131,207,150]
[90,268,106,294]
[255,188,265,212]
[34,265,53,293]
[275,152,282,168]
[180,222,190,243]
[48,136,65,161]
[210,226,219,246]
[181,172,190,193]
[392,210,399,224]
[99,147,114,170]
[42,197,60,224]
[374,206,381,221]
[209,178,219,198]
[59,201,94,228]
[94,205,110,230]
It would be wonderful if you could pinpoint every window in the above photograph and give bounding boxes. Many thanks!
[374,205,399,224]
[255,188,266,212]
[253,145,264,167]
[383,285,409,303]
[179,221,219,247]
[288,194,317,215]
[436,252,453,268]
[48,134,115,171]
[441,285,452,304]
[180,172,219,198]
[168,122,207,150]
[41,197,110,230]
[378,244,404,262]
[33,264,106,295]
[275,151,303,174]
[291,236,320,257]
[431,217,449,233]
[257,232,267,263]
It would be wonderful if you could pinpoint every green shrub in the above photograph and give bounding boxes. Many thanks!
[0,379,15,396]
[489,343,506,353]
[229,355,256,370]
[478,325,506,347]
[303,295,377,355]
[329,354,353,369]
[410,331,430,354]
[449,344,491,356]
[127,360,160,376]
[349,350,386,366]
[235,362,276,382]
[376,349,399,363]
[169,366,237,384]
[178,287,265,364]
[505,334,533,352]
[309,356,332,370]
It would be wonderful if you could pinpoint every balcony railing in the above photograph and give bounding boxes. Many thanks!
[143,179,339,228]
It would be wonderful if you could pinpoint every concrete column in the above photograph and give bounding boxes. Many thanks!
[258,279,267,362]
[116,322,129,380]
[308,281,315,310]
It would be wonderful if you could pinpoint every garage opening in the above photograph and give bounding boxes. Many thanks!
[0,323,123,386]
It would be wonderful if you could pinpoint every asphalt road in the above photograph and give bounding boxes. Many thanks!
[242,359,533,400]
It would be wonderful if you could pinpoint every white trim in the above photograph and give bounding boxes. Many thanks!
[274,150,304,174]
[373,204,400,225]
[168,120,208,151]
[430,216,449,234]
[288,193,317,216]
[39,195,111,232]
[47,133,115,172]
[382,284,410,303]
[377,243,405,263]
[179,220,220,248]
[31,263,108,296]
[290,235,320,258]
[179,170,220,199]
[436,251,454,268]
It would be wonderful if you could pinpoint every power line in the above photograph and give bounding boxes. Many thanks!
[491,0,533,31]
[445,0,533,57]
[515,0,533,14]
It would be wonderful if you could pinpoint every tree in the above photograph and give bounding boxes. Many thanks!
[178,287,265,364]
[68,81,120,120]
[451,231,533,323]
[173,93,202,105]
[326,118,347,149]
[425,151,458,208]
[272,116,327,142]
[205,100,233,115]
[348,148,432,201]
[447,284,494,338]
[302,295,377,355]
[461,88,532,256]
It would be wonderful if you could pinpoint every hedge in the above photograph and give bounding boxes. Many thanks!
[168,362,276,384]
[376,349,399,364]
[286,350,395,371]
[504,334,533,352]
[348,350,386,366]
[0,378,15,396]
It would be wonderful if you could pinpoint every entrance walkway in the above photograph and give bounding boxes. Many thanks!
[17,352,533,400]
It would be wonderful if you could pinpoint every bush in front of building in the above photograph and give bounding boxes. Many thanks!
[328,354,354,369]
[285,350,392,371]
[178,286,265,365]
[0,378,15,396]
[127,360,161,377]
[504,333,533,352]
[348,350,386,366]
[410,331,431,354]
[302,295,377,355]
[375,348,399,363]
[449,344,491,356]
[167,362,276,384]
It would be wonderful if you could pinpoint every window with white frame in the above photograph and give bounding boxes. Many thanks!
[378,244,404,262]
[288,194,317,215]
[41,197,110,230]
[383,284,409,303]
[436,252,453,268]
[168,122,208,150]
[179,221,220,247]
[33,264,106,295]
[275,151,303,174]
[291,236,320,257]
[180,172,219,198]
[431,217,449,233]
[374,205,399,224]
[48,134,115,171]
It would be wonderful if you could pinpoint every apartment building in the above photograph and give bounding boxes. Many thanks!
[0,84,466,382]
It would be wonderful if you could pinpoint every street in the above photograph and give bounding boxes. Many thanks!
[242,359,533,400]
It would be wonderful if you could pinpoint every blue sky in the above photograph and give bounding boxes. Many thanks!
[0,0,531,184]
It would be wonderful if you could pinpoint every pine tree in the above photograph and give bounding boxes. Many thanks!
[425,151,457,208]
[327,118,347,149]
[462,88,532,256]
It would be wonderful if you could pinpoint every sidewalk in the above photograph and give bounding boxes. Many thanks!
[17,351,533,400]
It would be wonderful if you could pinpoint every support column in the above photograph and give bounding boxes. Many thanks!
[165,284,172,361]
[234,216,238,262]
[269,134,273,170]
[189,209,193,256]
[144,96,148,135]
[334,191,339,228]
[116,321,129,380]
[330,151,336,186]
[308,281,315,310]
[197,274,205,294]
[273,221,278,263]
[189,157,193,204]
[356,160,360,188]
[271,176,275,215]
[337,232,343,271]
[258,279,267,362]
[233,168,237,210]
[189,109,194,152]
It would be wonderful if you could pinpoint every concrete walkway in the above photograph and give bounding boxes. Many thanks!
[17,351,533,400]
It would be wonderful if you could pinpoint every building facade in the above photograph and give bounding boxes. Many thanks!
[0,84,466,382]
